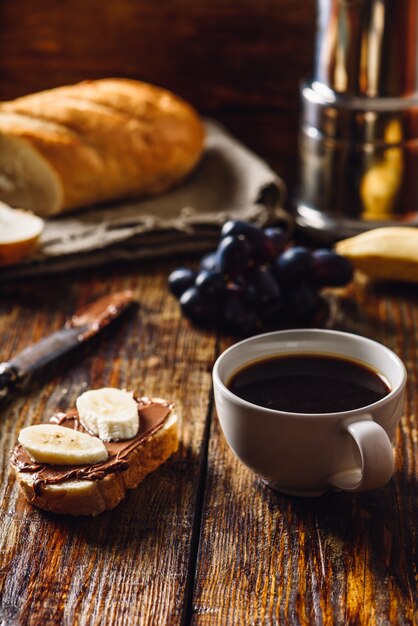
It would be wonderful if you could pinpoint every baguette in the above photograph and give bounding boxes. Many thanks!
[11,396,179,516]
[0,78,205,216]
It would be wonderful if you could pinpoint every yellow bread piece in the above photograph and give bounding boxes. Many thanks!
[336,227,418,282]
[0,202,44,266]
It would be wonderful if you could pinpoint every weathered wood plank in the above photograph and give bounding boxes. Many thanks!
[191,282,417,625]
[0,260,215,626]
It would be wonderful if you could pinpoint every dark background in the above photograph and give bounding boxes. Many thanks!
[0,0,315,189]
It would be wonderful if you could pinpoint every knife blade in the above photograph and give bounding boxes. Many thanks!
[0,290,136,400]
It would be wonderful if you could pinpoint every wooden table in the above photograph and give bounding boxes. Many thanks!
[0,256,416,626]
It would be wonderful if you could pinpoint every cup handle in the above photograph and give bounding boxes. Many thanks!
[329,417,394,492]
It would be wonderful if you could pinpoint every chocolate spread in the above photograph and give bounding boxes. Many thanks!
[66,290,135,341]
[11,397,173,498]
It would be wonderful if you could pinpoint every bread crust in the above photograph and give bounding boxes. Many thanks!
[13,413,179,516]
[0,79,205,216]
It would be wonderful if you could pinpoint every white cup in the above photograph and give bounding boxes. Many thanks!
[213,329,406,496]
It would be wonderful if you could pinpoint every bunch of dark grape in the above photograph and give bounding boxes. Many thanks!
[168,220,353,336]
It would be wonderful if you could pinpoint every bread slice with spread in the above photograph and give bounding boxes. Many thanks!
[11,388,178,516]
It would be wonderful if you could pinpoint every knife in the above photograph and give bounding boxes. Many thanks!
[0,290,136,401]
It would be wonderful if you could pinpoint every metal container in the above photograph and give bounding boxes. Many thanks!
[296,0,418,241]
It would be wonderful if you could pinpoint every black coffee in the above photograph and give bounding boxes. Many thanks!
[227,354,390,413]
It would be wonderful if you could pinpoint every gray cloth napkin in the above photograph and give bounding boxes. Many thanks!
[0,119,287,280]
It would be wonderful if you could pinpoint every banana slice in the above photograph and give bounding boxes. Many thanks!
[18,424,108,466]
[76,387,139,441]
[336,227,418,282]
[0,202,44,266]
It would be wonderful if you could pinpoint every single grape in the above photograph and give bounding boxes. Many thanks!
[311,249,353,287]
[274,246,313,286]
[221,220,264,243]
[216,235,251,277]
[248,266,281,308]
[200,251,218,272]
[259,300,285,327]
[222,286,258,335]
[221,220,266,261]
[242,283,258,306]
[263,227,288,261]
[284,282,319,322]
[179,287,217,325]
[195,269,225,297]
[168,268,196,298]
[225,277,258,305]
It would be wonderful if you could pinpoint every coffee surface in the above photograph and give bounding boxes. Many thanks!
[227,354,390,413]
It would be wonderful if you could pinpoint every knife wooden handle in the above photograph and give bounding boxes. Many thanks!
[0,362,20,400]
